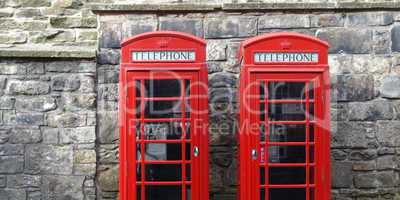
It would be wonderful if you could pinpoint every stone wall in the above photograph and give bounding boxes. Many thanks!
[0,58,97,199]
[96,9,400,200]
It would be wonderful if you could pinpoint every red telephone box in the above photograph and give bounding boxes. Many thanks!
[237,33,330,200]
[119,31,209,200]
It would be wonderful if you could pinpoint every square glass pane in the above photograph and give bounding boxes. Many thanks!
[260,188,266,200]
[269,167,306,184]
[268,82,306,100]
[269,188,306,200]
[269,124,312,142]
[145,164,181,182]
[144,101,183,118]
[268,103,306,121]
[260,167,265,185]
[137,143,183,161]
[310,167,314,184]
[260,103,265,121]
[269,146,306,163]
[146,186,182,200]
[137,185,142,200]
[186,164,191,181]
[186,185,191,200]
[145,79,181,97]
[136,122,190,140]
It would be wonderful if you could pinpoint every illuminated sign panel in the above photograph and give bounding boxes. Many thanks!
[254,52,319,63]
[132,51,196,62]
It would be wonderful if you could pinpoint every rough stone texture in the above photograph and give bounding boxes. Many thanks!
[0,58,96,200]
[317,28,373,54]
[204,16,257,39]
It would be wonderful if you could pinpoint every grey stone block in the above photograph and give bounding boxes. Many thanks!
[331,122,376,148]
[98,165,119,192]
[97,49,120,65]
[209,87,237,103]
[6,80,50,95]
[122,15,157,39]
[317,28,372,54]
[0,189,26,200]
[331,161,353,188]
[331,74,374,102]
[98,111,118,144]
[47,112,87,128]
[25,145,73,174]
[59,127,96,144]
[354,171,399,188]
[310,14,345,27]
[347,12,393,27]
[7,175,41,188]
[377,121,400,147]
[209,72,237,88]
[259,14,310,29]
[392,25,400,52]
[205,16,257,39]
[0,144,24,155]
[98,144,118,164]
[160,17,203,37]
[207,40,227,61]
[15,96,56,112]
[45,61,96,73]
[0,156,24,174]
[41,175,85,200]
[9,128,41,144]
[51,74,81,91]
[0,97,15,110]
[347,100,394,121]
[15,113,44,126]
[99,22,122,48]
[380,75,400,99]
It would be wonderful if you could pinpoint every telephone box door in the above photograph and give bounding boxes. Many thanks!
[126,71,201,200]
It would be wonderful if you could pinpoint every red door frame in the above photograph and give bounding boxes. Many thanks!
[237,32,330,200]
[119,31,209,200]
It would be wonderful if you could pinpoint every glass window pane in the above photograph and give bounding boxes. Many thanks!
[146,186,182,200]
[260,188,266,200]
[269,188,306,200]
[269,124,307,142]
[269,146,306,163]
[136,122,190,140]
[268,82,306,100]
[137,143,182,161]
[310,167,314,184]
[268,103,306,121]
[260,167,265,185]
[145,79,181,97]
[186,185,191,200]
[186,164,191,181]
[269,167,305,184]
[144,101,183,118]
[137,185,142,200]
[145,164,181,182]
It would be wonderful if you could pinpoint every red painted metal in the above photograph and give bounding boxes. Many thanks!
[120,31,209,200]
[237,32,330,200]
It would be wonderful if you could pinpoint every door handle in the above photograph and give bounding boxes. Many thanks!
[251,149,257,161]
[193,146,199,157]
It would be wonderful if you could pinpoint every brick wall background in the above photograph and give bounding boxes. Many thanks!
[1,1,400,200]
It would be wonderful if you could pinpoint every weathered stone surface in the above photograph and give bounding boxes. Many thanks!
[51,74,81,91]
[60,93,96,111]
[377,155,398,170]
[16,0,51,7]
[98,165,119,192]
[317,28,372,54]
[99,22,122,48]
[310,14,345,27]
[50,17,97,28]
[41,175,84,200]
[46,61,96,73]
[0,62,26,75]
[7,175,41,188]
[347,12,393,27]
[0,144,24,155]
[0,8,14,17]
[160,17,203,37]
[98,84,118,101]
[0,189,26,200]
[25,145,73,174]
[14,8,41,18]
[30,30,75,43]
[331,122,376,148]
[331,74,374,102]
[98,144,118,163]
[41,127,58,144]
[380,74,400,99]
[97,49,120,65]
[354,171,399,188]
[392,25,400,52]
[59,127,95,144]
[332,161,353,188]
[0,32,27,44]
[47,112,86,127]
[9,128,41,144]
[207,40,227,61]
[353,161,376,171]
[0,156,24,174]
[349,149,377,161]
[377,121,400,147]
[74,149,96,164]
[15,113,44,126]
[209,72,237,88]
[0,129,10,144]
[207,62,224,74]
[373,29,391,54]
[347,100,394,121]
[6,80,50,95]
[209,88,237,103]
[77,30,97,41]
[259,14,310,29]
[15,96,56,112]
[0,97,15,109]
[121,15,157,39]
[98,111,118,144]
[205,16,257,39]
[98,65,119,84]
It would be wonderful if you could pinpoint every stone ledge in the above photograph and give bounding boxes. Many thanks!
[90,2,400,13]
[0,46,96,59]
[90,3,220,13]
